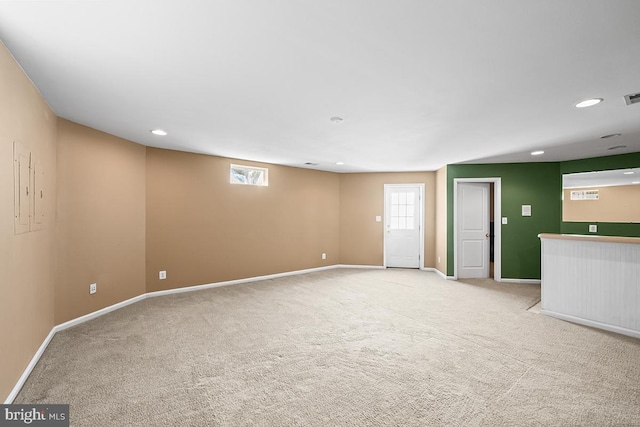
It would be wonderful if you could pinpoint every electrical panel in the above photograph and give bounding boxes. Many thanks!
[13,141,45,234]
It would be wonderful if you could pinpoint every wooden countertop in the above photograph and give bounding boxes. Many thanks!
[538,233,640,245]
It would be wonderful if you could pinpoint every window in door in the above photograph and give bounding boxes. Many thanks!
[390,191,416,230]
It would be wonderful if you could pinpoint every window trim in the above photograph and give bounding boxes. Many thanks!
[229,164,269,186]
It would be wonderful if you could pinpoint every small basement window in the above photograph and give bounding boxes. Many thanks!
[230,164,268,186]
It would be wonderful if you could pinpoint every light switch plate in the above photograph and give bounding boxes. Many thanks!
[502,217,508,224]
[375,216,382,222]
[159,270,167,280]
[522,205,531,216]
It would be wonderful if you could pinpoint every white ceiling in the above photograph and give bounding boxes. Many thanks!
[1,0,639,173]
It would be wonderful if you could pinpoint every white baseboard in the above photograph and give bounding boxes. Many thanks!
[499,278,541,284]
[541,310,640,340]
[4,329,56,404]
[55,294,147,333]
[6,264,394,403]
[4,294,147,404]
[146,265,340,298]
[423,267,454,280]
[336,264,385,270]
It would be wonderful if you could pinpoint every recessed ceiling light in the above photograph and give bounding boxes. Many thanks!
[151,129,167,136]
[623,171,634,175]
[531,150,544,156]
[304,162,319,166]
[330,117,344,124]
[336,162,345,165]
[574,98,603,108]
[607,145,627,150]
[600,133,621,139]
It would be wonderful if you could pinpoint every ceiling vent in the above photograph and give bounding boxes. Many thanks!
[624,92,640,105]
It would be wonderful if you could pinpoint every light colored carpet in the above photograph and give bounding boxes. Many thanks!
[16,269,640,426]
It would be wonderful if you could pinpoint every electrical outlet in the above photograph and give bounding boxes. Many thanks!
[589,224,597,233]
[321,253,327,260]
[159,270,167,280]
[89,283,97,294]
[438,256,441,263]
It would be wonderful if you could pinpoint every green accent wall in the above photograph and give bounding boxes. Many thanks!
[445,152,640,280]
[560,152,640,237]
[561,152,640,174]
[561,222,640,237]
[447,163,562,280]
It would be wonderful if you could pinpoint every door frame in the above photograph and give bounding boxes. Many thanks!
[383,183,425,269]
[453,178,502,281]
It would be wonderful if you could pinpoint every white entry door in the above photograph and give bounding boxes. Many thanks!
[457,182,490,278]
[385,185,421,268]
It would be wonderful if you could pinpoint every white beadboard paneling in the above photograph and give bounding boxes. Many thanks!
[540,236,640,338]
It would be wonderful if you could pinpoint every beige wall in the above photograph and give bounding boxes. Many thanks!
[338,172,436,267]
[145,148,340,291]
[1,38,445,402]
[55,120,146,324]
[563,186,640,223]
[435,166,447,275]
[0,42,57,401]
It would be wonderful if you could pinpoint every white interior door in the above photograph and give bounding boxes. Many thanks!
[385,186,421,268]
[457,182,490,278]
